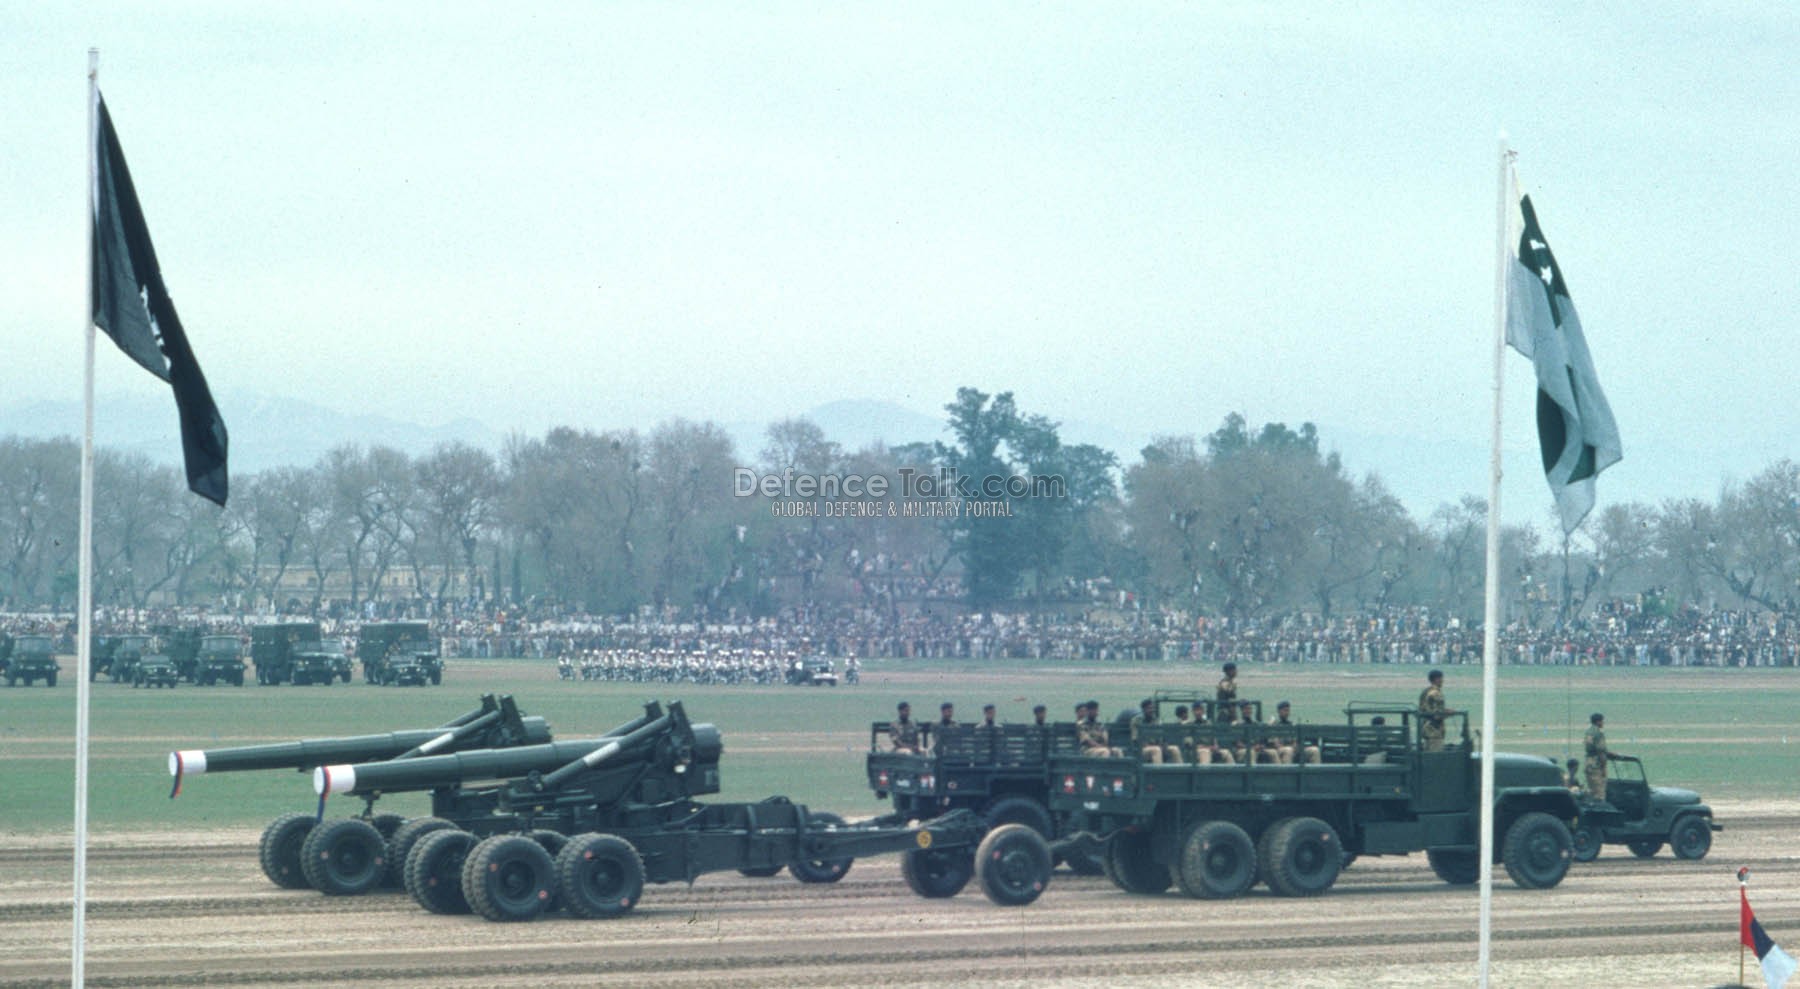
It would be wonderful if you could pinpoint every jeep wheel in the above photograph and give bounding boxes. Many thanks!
[901,846,973,898]
[1502,811,1572,889]
[975,824,1052,906]
[1106,830,1172,895]
[1671,816,1713,860]
[1570,823,1602,863]
[1177,820,1257,899]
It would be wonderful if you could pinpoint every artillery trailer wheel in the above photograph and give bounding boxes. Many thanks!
[301,818,387,895]
[1570,823,1602,863]
[462,834,556,922]
[405,829,476,914]
[1259,817,1340,897]
[975,824,1052,906]
[1176,820,1257,899]
[1106,830,1173,895]
[737,865,785,878]
[1502,811,1572,890]
[370,814,407,841]
[981,795,1053,838]
[1427,849,1480,886]
[1626,838,1663,858]
[258,813,318,890]
[526,830,570,912]
[901,846,974,898]
[1671,816,1713,860]
[556,833,644,919]
[790,812,854,884]
[386,817,459,888]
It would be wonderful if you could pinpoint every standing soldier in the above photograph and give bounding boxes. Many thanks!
[1583,712,1620,802]
[1417,669,1457,752]
[889,701,922,754]
[1216,662,1239,722]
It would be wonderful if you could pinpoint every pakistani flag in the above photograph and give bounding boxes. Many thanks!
[92,90,229,506]
[1505,194,1620,534]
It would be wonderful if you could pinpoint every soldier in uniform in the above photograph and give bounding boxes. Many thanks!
[1583,712,1620,802]
[1267,700,1320,765]
[889,701,922,754]
[979,703,999,730]
[1417,669,1456,752]
[1216,662,1239,722]
[1077,700,1119,757]
[938,702,956,730]
[1130,698,1181,763]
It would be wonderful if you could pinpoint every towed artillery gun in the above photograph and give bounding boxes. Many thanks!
[305,699,1051,921]
[168,694,552,888]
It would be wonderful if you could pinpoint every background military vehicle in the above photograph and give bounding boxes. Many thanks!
[786,655,838,686]
[94,633,154,683]
[132,651,180,689]
[358,621,443,686]
[1570,754,1718,862]
[291,637,353,685]
[190,634,247,686]
[6,634,60,687]
[250,622,323,685]
[1048,703,1579,899]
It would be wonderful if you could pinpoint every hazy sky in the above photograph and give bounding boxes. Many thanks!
[7,4,1798,523]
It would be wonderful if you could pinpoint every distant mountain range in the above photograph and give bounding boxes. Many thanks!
[0,393,1759,523]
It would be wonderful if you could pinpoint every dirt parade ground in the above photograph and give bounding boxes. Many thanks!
[0,800,1790,989]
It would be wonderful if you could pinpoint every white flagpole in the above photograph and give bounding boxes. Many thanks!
[1477,132,1515,988]
[75,46,99,989]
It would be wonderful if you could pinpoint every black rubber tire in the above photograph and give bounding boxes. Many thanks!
[258,813,318,890]
[1427,848,1480,885]
[386,817,458,888]
[301,818,387,895]
[901,846,974,898]
[1259,817,1340,897]
[555,833,645,919]
[1177,820,1257,899]
[1670,816,1713,860]
[1501,811,1572,889]
[1106,830,1172,895]
[370,814,408,841]
[790,812,854,884]
[462,834,556,922]
[981,796,1054,838]
[1626,838,1663,858]
[737,865,785,878]
[1571,823,1602,863]
[975,824,1052,906]
[525,830,570,911]
[405,828,476,915]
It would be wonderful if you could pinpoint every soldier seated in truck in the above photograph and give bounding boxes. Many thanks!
[1131,698,1181,764]
[888,701,923,754]
[1267,701,1321,765]
[1077,700,1119,756]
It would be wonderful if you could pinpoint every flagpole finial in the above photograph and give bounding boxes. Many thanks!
[1740,866,1750,884]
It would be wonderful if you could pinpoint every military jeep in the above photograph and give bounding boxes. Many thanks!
[1570,755,1718,862]
[133,653,181,689]
[786,655,838,686]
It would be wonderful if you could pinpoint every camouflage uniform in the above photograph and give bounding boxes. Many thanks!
[1582,722,1610,801]
[1418,681,1448,752]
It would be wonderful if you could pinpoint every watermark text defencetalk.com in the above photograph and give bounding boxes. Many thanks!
[732,467,1065,501]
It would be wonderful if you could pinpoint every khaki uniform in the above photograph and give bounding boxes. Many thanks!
[1267,714,1320,765]
[1582,724,1610,801]
[1418,684,1448,752]
[889,717,921,754]
[1077,716,1117,757]
[1131,712,1181,764]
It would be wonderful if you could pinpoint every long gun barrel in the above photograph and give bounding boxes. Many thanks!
[168,695,549,779]
[315,703,697,797]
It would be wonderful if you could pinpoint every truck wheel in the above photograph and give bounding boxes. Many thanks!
[45,670,56,687]
[790,812,854,884]
[462,834,555,922]
[405,828,475,914]
[1106,830,1172,895]
[1177,820,1257,899]
[301,818,387,895]
[982,796,1053,838]
[737,865,785,877]
[1670,816,1713,860]
[1502,811,1572,889]
[1427,849,1479,885]
[556,833,644,919]
[1570,823,1602,863]
[901,846,974,898]
[258,813,318,889]
[386,817,459,888]
[975,824,1052,906]
[1626,839,1662,858]
[1260,817,1341,897]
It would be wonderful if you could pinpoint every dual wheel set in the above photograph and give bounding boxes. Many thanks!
[259,812,1053,922]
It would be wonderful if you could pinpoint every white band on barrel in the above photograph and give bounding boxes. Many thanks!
[313,764,358,795]
[168,750,207,777]
[417,730,457,755]
[581,740,621,768]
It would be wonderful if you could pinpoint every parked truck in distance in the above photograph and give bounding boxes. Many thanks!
[357,621,442,686]
[1048,703,1579,899]
[250,623,323,685]
[1571,754,1718,862]
[5,634,60,687]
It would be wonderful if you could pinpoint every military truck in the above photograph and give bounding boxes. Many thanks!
[1570,755,1719,862]
[291,637,354,685]
[250,622,323,685]
[358,621,443,686]
[189,635,247,686]
[786,655,838,686]
[132,651,180,688]
[94,633,154,683]
[1047,703,1579,898]
[6,634,60,687]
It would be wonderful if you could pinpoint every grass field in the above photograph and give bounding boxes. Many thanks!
[0,656,1789,833]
